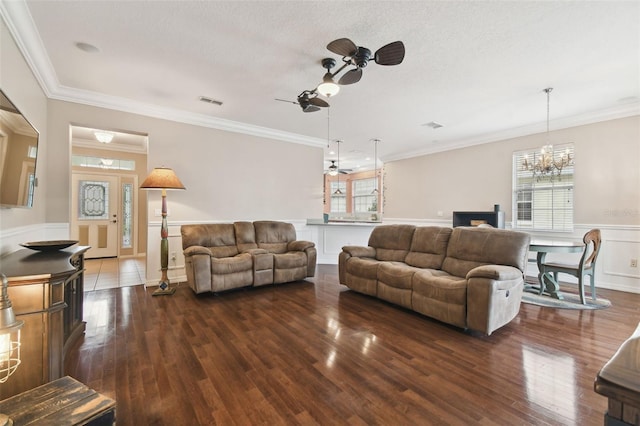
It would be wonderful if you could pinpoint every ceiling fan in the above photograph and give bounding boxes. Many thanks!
[325,38,405,85]
[325,160,351,175]
[275,90,329,113]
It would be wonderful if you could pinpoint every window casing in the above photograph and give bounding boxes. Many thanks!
[352,178,378,213]
[513,144,574,231]
[72,155,135,171]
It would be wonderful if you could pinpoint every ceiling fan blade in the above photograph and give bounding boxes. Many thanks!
[303,105,321,113]
[327,38,358,57]
[275,98,298,105]
[309,97,329,108]
[374,41,405,65]
[338,68,362,85]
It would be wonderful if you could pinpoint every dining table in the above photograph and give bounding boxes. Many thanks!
[527,239,585,299]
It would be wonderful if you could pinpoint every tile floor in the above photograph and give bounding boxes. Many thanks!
[84,256,146,291]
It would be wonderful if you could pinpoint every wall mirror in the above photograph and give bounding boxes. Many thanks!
[0,89,39,208]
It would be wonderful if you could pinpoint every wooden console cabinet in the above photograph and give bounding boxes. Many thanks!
[0,246,89,399]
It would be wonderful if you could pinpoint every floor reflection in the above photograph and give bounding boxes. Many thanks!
[522,345,577,423]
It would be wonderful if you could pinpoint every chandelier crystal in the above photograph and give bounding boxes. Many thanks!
[522,88,573,181]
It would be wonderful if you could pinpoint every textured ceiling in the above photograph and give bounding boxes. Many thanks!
[2,1,639,171]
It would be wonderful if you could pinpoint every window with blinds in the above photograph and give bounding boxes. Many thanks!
[330,181,347,213]
[352,178,378,213]
[513,144,574,231]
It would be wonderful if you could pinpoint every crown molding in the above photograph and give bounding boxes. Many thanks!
[0,1,327,149]
[51,85,327,148]
[382,103,640,163]
[0,0,57,97]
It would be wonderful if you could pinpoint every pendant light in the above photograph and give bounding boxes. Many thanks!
[333,140,343,195]
[371,139,380,194]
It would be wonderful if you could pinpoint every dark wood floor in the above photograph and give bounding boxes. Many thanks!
[65,265,640,425]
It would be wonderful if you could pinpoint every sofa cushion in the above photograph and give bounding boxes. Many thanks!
[234,221,258,252]
[442,227,530,278]
[254,220,297,254]
[368,224,416,262]
[377,262,419,309]
[378,262,417,290]
[412,271,468,328]
[405,226,452,269]
[274,252,307,269]
[210,253,253,274]
[181,224,239,258]
[343,256,381,296]
[346,256,381,280]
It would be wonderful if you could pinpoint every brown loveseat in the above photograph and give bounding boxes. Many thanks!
[339,225,530,335]
[181,221,317,294]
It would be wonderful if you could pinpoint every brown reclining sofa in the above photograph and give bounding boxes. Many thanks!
[181,221,317,294]
[339,225,530,335]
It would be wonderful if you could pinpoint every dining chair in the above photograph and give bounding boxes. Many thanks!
[539,229,602,304]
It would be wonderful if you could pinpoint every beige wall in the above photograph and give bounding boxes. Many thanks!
[0,20,48,236]
[47,100,324,226]
[385,115,640,226]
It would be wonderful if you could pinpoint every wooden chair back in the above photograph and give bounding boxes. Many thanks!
[580,229,601,270]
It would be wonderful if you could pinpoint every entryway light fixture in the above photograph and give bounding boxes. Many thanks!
[94,131,114,144]
[140,167,186,296]
[0,274,24,384]
[522,88,573,180]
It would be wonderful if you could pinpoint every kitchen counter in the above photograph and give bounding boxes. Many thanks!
[306,220,379,264]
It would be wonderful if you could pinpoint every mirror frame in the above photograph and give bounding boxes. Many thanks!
[0,89,40,209]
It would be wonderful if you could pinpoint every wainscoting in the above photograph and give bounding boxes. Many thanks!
[2,220,638,295]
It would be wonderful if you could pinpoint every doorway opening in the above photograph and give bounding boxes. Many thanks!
[70,125,148,260]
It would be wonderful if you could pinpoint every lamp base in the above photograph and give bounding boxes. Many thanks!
[0,413,13,426]
[152,287,176,296]
[152,279,176,296]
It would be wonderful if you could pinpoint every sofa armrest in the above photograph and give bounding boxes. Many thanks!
[183,249,212,294]
[466,265,525,336]
[467,265,524,281]
[287,240,315,251]
[342,245,376,258]
[184,245,213,257]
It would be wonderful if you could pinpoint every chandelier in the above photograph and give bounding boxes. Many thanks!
[522,88,573,181]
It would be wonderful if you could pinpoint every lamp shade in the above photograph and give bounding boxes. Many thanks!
[140,167,185,190]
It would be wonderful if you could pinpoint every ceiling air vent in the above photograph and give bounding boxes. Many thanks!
[199,96,223,106]
[422,121,444,129]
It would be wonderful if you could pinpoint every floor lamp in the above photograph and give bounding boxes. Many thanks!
[140,167,185,296]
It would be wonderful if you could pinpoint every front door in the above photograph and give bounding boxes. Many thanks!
[71,173,119,258]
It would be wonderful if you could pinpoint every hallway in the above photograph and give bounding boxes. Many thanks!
[84,256,146,291]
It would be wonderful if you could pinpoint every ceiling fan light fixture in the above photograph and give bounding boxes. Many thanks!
[327,161,339,176]
[317,73,340,98]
